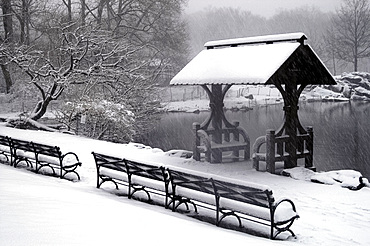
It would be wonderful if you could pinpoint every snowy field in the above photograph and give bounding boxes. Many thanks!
[1,125,370,245]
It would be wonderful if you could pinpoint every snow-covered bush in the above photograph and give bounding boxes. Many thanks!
[57,97,136,142]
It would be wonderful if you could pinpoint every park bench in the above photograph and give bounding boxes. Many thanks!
[0,135,11,163]
[9,137,81,180]
[252,128,314,173]
[93,152,169,205]
[167,167,299,239]
[193,122,250,163]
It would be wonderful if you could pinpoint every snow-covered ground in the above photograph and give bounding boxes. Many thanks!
[1,125,370,246]
[163,84,348,112]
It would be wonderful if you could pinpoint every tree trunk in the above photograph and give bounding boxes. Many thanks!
[20,0,30,44]
[80,0,86,25]
[30,98,51,121]
[106,0,111,30]
[2,0,13,41]
[1,0,14,93]
[66,0,72,23]
[30,82,63,121]
[97,0,106,25]
[0,63,12,93]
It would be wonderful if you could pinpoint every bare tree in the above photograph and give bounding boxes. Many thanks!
[80,0,189,76]
[0,0,188,141]
[3,25,163,138]
[328,0,370,71]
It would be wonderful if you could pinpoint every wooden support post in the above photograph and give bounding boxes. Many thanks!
[283,83,298,169]
[193,123,201,161]
[305,126,314,169]
[233,121,240,161]
[211,85,223,163]
[266,129,276,174]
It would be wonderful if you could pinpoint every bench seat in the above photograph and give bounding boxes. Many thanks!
[0,144,10,153]
[211,141,249,150]
[14,149,36,165]
[218,195,298,224]
[99,167,167,194]
[37,153,79,166]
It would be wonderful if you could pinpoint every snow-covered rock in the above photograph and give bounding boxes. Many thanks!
[311,170,368,190]
[283,167,369,190]
[332,72,370,101]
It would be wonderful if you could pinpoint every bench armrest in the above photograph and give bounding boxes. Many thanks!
[252,136,266,154]
[197,130,211,149]
[273,198,299,224]
[236,126,250,144]
[61,152,81,168]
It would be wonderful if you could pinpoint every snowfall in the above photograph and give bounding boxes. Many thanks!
[1,72,370,245]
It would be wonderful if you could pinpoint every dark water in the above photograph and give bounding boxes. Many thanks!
[141,102,370,178]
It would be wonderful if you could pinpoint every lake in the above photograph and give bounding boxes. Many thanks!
[141,101,370,179]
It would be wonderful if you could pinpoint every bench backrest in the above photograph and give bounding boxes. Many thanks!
[167,168,214,195]
[125,159,166,182]
[167,168,274,208]
[10,138,32,152]
[212,179,274,208]
[92,152,127,173]
[0,135,10,146]
[31,142,61,158]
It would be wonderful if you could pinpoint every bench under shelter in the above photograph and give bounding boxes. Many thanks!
[170,32,336,173]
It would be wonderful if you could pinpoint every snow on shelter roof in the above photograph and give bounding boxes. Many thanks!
[204,32,307,48]
[170,33,335,86]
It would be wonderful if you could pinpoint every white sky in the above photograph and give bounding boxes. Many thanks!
[186,0,342,17]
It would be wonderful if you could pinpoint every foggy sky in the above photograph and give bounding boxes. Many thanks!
[186,0,342,17]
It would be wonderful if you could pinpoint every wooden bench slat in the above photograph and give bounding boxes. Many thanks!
[125,160,166,182]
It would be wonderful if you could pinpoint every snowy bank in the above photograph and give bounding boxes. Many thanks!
[163,72,370,112]
[1,125,370,245]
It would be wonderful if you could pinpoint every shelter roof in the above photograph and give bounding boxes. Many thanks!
[204,32,307,48]
[170,33,335,86]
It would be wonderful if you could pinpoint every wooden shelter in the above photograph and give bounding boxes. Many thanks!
[170,33,336,171]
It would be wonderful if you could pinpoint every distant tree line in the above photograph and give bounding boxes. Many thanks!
[185,0,370,74]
